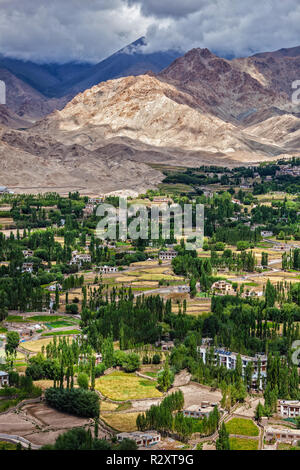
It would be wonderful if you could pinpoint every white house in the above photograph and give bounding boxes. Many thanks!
[98,265,118,274]
[22,262,34,274]
[278,400,300,418]
[198,345,267,390]
[0,371,9,387]
[159,250,177,261]
[183,403,217,419]
[117,431,161,448]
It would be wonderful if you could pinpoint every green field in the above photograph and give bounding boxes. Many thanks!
[229,437,259,451]
[45,320,74,329]
[95,371,163,401]
[225,418,259,437]
[0,441,18,450]
[42,329,80,337]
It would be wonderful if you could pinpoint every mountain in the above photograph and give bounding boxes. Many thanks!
[158,48,290,121]
[34,73,292,165]
[0,54,93,96]
[1,44,300,194]
[0,37,181,118]
[45,37,182,98]
[0,68,67,121]
[0,126,162,194]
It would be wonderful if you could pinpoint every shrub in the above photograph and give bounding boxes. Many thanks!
[95,363,106,377]
[45,387,100,418]
[152,354,161,364]
[66,304,79,314]
[77,372,89,390]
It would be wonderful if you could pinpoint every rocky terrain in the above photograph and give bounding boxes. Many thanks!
[0,126,162,194]
[0,44,300,193]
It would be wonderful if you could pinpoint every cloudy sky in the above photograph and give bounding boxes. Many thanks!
[0,0,299,63]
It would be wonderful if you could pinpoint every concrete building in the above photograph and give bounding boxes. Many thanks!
[177,285,190,293]
[265,426,300,446]
[88,197,105,205]
[278,400,300,418]
[70,252,91,266]
[99,265,118,274]
[183,403,217,419]
[47,283,62,292]
[22,250,34,258]
[197,345,267,390]
[22,262,34,273]
[159,250,177,261]
[261,231,273,238]
[211,280,235,296]
[0,371,9,387]
[117,431,161,448]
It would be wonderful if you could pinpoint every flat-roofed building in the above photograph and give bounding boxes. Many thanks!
[265,426,300,446]
[278,400,300,418]
[197,345,267,390]
[183,403,217,419]
[117,431,161,448]
[211,280,235,296]
[22,262,34,273]
[99,265,118,274]
[159,250,177,260]
[0,371,9,387]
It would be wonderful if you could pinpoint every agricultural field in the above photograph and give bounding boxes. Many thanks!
[101,412,140,432]
[41,329,81,337]
[229,437,259,451]
[95,371,163,401]
[225,418,259,437]
[21,337,55,353]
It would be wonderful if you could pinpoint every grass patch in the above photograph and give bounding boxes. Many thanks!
[0,441,18,450]
[229,438,258,451]
[45,321,74,329]
[30,315,62,322]
[101,412,141,432]
[95,371,162,401]
[116,402,132,412]
[42,329,80,337]
[0,398,20,413]
[22,337,54,353]
[100,401,118,412]
[226,418,259,437]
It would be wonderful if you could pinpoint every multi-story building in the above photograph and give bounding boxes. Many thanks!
[197,345,267,390]
[278,400,300,418]
[99,265,118,274]
[211,280,235,296]
[159,250,177,261]
[70,252,92,266]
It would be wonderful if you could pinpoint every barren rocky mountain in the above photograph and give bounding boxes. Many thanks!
[1,44,300,194]
[0,68,66,120]
[34,70,298,166]
[0,126,162,194]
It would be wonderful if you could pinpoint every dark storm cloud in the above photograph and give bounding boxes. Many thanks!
[0,0,299,63]
[127,0,209,18]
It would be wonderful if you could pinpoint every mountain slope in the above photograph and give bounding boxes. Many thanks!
[48,37,181,98]
[0,68,67,120]
[159,48,291,122]
[35,73,290,164]
[0,126,162,194]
